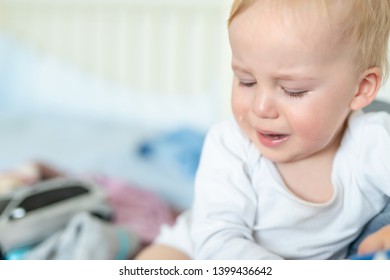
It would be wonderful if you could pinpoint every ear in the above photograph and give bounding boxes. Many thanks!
[349,67,382,111]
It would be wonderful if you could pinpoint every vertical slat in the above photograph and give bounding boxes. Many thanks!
[116,9,128,87]
[189,11,205,96]
[93,6,104,78]
[70,6,83,69]
[46,7,64,61]
[78,7,95,75]
[165,10,178,95]
[125,9,141,91]
[140,10,152,94]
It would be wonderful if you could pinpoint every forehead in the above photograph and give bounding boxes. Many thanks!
[230,1,336,43]
[228,1,352,68]
[231,0,348,26]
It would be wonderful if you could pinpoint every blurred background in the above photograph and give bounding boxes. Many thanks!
[0,0,233,211]
[0,0,233,127]
[0,0,389,210]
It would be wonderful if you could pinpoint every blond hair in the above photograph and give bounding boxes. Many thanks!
[228,0,390,81]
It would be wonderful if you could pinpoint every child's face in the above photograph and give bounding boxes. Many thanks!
[229,2,360,164]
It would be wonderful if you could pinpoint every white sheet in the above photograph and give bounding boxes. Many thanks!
[0,109,194,210]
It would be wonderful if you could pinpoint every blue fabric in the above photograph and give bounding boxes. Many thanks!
[138,128,205,180]
[114,229,131,260]
[349,250,390,260]
[5,244,36,260]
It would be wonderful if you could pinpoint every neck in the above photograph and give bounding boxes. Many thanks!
[275,120,347,203]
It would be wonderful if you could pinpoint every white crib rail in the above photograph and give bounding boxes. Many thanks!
[0,0,233,125]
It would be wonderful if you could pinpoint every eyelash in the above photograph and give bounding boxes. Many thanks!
[239,81,256,87]
[239,81,309,99]
[282,88,309,98]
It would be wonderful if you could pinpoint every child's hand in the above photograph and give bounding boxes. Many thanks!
[0,162,40,194]
[357,225,390,255]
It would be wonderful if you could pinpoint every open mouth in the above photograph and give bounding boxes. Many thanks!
[261,133,288,140]
[257,131,289,147]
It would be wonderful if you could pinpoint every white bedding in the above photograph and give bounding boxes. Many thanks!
[0,109,194,211]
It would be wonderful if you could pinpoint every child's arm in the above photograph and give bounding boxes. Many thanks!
[135,244,190,260]
[191,122,282,260]
[358,225,390,255]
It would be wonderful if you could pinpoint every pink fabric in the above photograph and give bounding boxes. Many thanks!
[91,175,175,244]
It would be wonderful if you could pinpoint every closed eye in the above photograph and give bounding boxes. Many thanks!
[282,88,308,98]
[239,81,257,87]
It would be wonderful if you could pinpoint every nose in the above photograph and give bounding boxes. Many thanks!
[252,90,279,119]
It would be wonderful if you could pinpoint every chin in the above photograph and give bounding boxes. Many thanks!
[256,145,303,164]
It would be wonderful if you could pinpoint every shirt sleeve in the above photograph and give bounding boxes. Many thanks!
[191,121,282,260]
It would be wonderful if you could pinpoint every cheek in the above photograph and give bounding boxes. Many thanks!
[231,89,251,121]
[294,116,330,142]
[288,102,346,144]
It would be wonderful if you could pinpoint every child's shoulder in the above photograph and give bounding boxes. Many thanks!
[346,111,390,196]
[346,110,390,153]
[348,110,390,134]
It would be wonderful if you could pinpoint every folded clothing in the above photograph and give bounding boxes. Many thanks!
[22,212,140,260]
[0,163,176,258]
[4,212,139,260]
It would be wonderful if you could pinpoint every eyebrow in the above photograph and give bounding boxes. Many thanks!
[274,73,317,81]
[233,66,317,81]
[231,64,252,74]
[232,62,319,81]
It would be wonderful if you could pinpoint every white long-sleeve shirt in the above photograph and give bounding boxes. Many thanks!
[191,111,390,259]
